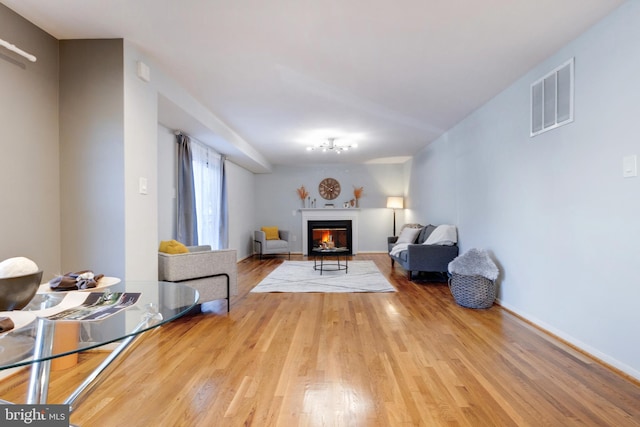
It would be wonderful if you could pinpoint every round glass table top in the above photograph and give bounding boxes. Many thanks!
[0,280,198,371]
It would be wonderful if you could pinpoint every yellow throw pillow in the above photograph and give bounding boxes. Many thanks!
[261,226,280,240]
[159,240,189,254]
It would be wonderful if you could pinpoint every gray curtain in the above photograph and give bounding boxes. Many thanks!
[218,156,229,248]
[176,133,198,245]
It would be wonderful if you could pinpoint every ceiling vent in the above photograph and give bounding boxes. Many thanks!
[531,58,574,137]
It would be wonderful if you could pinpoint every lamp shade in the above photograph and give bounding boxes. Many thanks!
[386,196,404,209]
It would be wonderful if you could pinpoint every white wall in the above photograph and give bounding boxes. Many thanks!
[57,40,157,281]
[59,39,126,278]
[0,5,60,277]
[254,163,405,253]
[123,41,160,280]
[157,124,177,242]
[408,1,640,379]
[226,161,256,259]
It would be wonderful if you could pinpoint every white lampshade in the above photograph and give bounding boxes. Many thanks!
[386,196,404,209]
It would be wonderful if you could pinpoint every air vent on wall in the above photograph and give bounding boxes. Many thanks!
[531,58,574,137]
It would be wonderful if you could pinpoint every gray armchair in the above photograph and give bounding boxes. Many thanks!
[254,229,291,260]
[158,245,238,311]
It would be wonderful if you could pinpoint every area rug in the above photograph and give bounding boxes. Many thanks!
[251,260,396,293]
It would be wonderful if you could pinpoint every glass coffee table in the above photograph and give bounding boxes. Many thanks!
[0,280,198,412]
[311,247,350,275]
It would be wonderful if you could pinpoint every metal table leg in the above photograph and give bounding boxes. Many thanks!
[26,318,55,404]
[64,303,163,412]
[24,303,162,412]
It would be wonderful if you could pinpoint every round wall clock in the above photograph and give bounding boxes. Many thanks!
[319,177,341,200]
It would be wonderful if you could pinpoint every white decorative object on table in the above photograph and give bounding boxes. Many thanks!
[0,257,42,311]
[0,257,39,278]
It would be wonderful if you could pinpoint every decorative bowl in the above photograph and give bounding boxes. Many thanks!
[0,270,43,311]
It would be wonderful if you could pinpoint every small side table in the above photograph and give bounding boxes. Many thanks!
[311,247,350,275]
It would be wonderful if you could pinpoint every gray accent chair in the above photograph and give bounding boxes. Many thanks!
[388,224,459,281]
[254,230,291,260]
[158,246,238,311]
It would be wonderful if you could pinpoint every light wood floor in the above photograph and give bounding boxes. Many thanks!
[1,254,639,426]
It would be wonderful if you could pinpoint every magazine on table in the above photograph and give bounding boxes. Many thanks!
[42,291,142,321]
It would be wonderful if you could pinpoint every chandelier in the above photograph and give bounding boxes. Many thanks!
[306,138,357,154]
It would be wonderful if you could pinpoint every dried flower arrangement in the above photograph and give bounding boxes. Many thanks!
[353,186,364,208]
[353,186,364,200]
[296,185,309,200]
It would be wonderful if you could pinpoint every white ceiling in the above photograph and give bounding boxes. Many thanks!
[3,0,625,169]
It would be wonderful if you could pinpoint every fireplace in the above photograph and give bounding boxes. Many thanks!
[307,220,352,255]
[300,208,359,256]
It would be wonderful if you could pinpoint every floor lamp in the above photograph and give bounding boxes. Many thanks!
[386,196,404,236]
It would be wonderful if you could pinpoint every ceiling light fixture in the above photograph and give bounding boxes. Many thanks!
[306,138,357,154]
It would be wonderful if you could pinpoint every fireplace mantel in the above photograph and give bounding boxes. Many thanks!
[301,209,359,255]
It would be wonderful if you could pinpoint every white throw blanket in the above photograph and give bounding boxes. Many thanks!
[424,225,457,246]
[389,242,409,257]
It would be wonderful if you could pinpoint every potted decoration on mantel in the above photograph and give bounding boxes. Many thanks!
[297,185,309,208]
[353,186,364,208]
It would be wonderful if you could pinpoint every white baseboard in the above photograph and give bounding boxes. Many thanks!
[496,298,640,382]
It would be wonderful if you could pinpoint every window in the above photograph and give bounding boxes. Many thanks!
[531,58,574,136]
[190,141,223,249]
